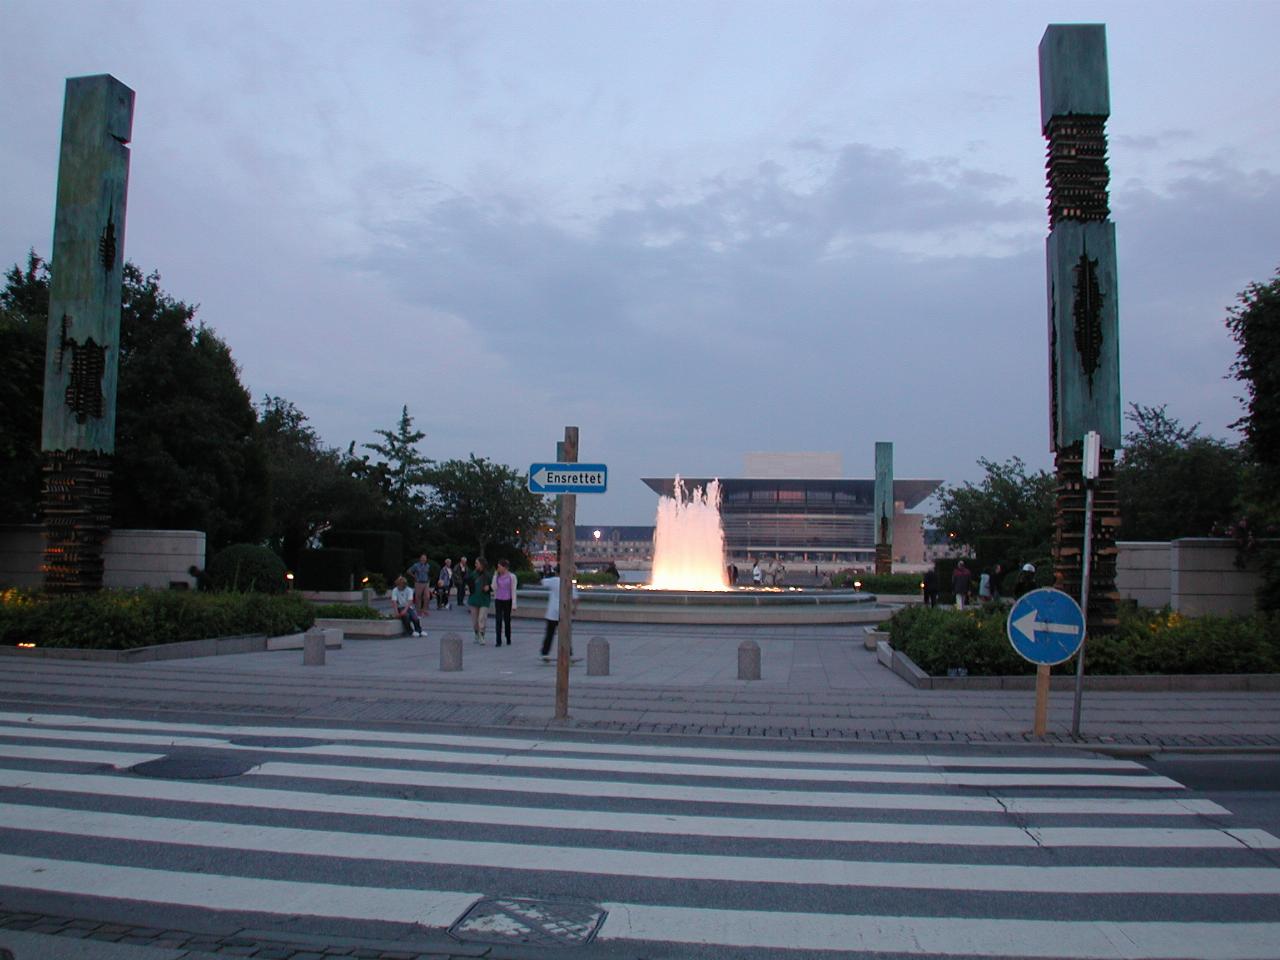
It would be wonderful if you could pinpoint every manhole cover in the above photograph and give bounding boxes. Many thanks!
[450,897,606,947]
[227,736,330,748]
[130,752,257,780]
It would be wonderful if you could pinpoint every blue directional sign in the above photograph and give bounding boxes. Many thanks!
[1006,587,1086,665]
[528,463,608,495]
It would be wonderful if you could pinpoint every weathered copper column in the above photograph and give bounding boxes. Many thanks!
[40,75,134,592]
[873,441,893,574]
[1039,27,1121,630]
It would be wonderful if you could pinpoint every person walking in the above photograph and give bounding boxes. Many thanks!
[467,558,492,645]
[539,566,579,660]
[978,568,992,604]
[922,568,939,607]
[990,563,1005,603]
[436,558,453,610]
[952,560,973,610]
[454,556,470,607]
[407,554,432,618]
[491,558,518,647]
[390,576,423,637]
[751,558,763,586]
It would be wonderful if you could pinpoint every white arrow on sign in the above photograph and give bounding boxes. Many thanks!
[532,468,552,487]
[1012,609,1081,642]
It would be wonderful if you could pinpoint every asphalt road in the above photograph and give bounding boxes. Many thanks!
[2,707,1279,960]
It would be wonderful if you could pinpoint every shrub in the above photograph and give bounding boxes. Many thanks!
[311,602,383,620]
[886,603,1280,676]
[0,589,314,650]
[205,543,287,594]
[834,572,922,594]
[573,571,619,585]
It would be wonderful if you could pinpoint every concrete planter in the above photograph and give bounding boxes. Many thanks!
[314,617,404,639]
[864,628,889,651]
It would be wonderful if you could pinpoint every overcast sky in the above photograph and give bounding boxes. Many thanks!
[4,0,1278,524]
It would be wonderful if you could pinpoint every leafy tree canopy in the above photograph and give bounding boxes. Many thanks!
[1114,403,1243,541]
[0,251,49,522]
[929,456,1056,569]
[426,455,552,564]
[1225,265,1280,609]
[0,253,269,548]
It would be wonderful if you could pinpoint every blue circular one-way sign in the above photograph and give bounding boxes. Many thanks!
[1006,588,1085,666]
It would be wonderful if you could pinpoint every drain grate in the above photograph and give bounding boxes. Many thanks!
[449,897,606,947]
[130,752,257,780]
[227,736,330,748]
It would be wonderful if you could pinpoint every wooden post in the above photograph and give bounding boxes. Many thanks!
[1033,664,1051,737]
[554,426,578,720]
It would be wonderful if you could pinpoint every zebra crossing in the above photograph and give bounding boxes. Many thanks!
[0,710,1278,958]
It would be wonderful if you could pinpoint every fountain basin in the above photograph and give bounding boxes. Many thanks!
[514,587,889,625]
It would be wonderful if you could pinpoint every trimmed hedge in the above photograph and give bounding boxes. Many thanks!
[885,603,1280,676]
[298,547,363,590]
[323,529,403,581]
[833,572,922,593]
[205,543,287,594]
[311,602,383,620]
[0,588,315,651]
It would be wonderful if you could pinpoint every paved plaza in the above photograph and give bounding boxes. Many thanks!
[4,605,1278,749]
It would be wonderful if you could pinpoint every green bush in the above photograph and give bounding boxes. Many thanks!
[885,603,1280,676]
[205,543,287,594]
[573,571,619,585]
[311,602,383,620]
[0,589,314,650]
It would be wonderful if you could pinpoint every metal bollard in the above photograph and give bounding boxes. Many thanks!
[303,627,326,666]
[587,637,610,676]
[440,633,463,671]
[737,639,761,681]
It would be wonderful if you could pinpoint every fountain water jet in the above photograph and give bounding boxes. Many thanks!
[648,476,728,591]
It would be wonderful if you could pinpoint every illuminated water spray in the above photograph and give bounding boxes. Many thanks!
[648,477,729,591]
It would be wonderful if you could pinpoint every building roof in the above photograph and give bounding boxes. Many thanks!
[641,477,941,510]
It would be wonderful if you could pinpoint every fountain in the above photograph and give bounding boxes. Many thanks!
[516,474,885,625]
[649,477,728,591]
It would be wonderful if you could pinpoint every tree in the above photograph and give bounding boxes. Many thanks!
[0,251,49,523]
[1114,403,1244,541]
[426,456,552,563]
[258,395,383,570]
[112,264,270,548]
[930,457,1056,569]
[348,405,434,548]
[0,253,269,549]
[1225,266,1280,609]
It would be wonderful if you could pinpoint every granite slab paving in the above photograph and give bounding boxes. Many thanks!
[1,605,1278,748]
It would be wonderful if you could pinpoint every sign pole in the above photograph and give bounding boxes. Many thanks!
[554,426,578,721]
[1071,432,1099,738]
[1034,664,1051,737]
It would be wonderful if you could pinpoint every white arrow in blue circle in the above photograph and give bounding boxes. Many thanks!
[1006,588,1086,665]
[1011,609,1081,643]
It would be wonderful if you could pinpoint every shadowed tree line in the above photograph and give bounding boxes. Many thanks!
[0,251,549,575]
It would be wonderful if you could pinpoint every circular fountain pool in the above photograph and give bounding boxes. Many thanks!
[517,586,887,625]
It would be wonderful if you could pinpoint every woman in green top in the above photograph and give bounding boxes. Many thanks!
[466,558,493,645]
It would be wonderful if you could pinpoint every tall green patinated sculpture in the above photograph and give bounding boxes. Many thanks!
[1039,26,1120,629]
[873,441,893,574]
[40,75,134,592]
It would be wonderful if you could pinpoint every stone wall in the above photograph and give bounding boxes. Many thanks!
[1117,538,1264,617]
[1115,541,1172,609]
[0,525,205,590]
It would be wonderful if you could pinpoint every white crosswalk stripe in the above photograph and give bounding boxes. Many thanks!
[0,712,1278,958]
